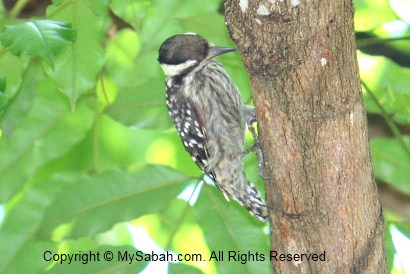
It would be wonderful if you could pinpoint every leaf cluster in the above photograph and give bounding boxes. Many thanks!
[0,1,267,274]
[0,0,409,273]
[355,0,410,272]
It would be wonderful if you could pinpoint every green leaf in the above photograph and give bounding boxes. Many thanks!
[354,0,398,31]
[47,245,147,273]
[169,263,204,274]
[104,29,142,86]
[0,76,8,111]
[110,0,151,30]
[0,80,95,202]
[135,196,214,274]
[105,80,171,128]
[39,166,191,238]
[396,221,410,239]
[138,0,221,53]
[195,185,272,274]
[0,174,67,272]
[0,20,75,62]
[45,0,107,107]
[104,29,171,128]
[0,93,7,112]
[370,137,410,195]
[385,226,396,273]
[0,61,41,136]
[2,239,57,274]
[0,51,28,96]
[359,53,410,125]
[142,199,195,248]
[0,76,5,93]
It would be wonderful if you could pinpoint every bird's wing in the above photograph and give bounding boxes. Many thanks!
[174,100,217,183]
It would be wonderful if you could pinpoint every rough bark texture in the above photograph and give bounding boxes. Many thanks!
[225,0,387,273]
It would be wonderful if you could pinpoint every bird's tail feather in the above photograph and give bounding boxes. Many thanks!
[236,180,268,223]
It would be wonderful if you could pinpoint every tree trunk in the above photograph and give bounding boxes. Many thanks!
[225,0,388,273]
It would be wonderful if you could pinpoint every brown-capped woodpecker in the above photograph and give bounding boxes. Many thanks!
[158,33,268,222]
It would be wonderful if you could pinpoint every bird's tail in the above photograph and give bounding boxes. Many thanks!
[236,179,268,223]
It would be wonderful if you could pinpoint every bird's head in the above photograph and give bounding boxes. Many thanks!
[158,33,235,77]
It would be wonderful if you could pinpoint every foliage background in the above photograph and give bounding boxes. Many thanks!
[0,0,409,273]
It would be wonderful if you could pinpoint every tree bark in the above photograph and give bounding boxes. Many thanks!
[225,0,388,273]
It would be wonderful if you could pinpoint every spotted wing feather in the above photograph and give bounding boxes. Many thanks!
[166,95,216,182]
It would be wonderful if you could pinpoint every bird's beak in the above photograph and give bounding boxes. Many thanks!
[208,46,236,59]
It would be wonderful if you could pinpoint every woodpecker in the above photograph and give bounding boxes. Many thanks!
[158,33,268,222]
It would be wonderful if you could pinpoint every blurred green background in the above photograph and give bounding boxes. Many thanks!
[0,0,409,273]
